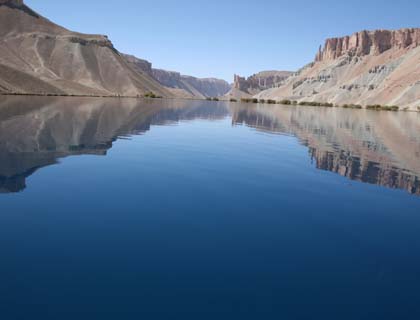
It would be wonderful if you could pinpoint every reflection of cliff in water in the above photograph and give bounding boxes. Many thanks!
[231,104,420,195]
[0,96,228,193]
[2,96,420,196]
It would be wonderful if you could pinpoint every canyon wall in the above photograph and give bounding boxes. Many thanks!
[180,76,231,98]
[151,68,231,98]
[315,29,420,62]
[122,54,231,98]
[258,28,420,110]
[0,1,172,97]
[0,0,230,99]
[123,54,154,77]
[228,71,292,98]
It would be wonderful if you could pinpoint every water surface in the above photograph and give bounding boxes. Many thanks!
[1,96,420,319]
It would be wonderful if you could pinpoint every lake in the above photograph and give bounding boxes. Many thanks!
[1,96,420,319]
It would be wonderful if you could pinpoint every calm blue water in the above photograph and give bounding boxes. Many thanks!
[1,97,420,319]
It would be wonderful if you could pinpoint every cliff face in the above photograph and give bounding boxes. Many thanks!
[121,55,231,98]
[152,69,182,87]
[181,76,231,98]
[0,1,172,97]
[228,71,292,98]
[151,69,230,98]
[0,1,231,99]
[258,28,420,110]
[122,54,153,77]
[315,28,420,62]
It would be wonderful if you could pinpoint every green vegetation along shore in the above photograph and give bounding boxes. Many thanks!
[235,98,407,111]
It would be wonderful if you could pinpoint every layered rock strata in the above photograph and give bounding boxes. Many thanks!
[258,28,420,110]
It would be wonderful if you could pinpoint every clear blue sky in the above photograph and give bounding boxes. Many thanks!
[26,0,420,82]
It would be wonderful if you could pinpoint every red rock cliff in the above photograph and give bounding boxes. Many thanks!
[315,28,420,62]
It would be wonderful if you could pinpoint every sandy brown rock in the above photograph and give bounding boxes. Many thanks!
[258,28,420,110]
[315,29,420,62]
[152,69,231,98]
[0,1,172,97]
[227,71,292,99]
[122,54,231,99]
[123,54,154,77]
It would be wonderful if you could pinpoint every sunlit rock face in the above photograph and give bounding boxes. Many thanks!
[258,28,420,110]
[0,1,171,97]
[151,69,231,98]
[229,71,292,97]
[315,29,420,62]
[123,54,154,77]
[122,54,231,99]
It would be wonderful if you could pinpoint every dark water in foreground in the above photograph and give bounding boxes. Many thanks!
[1,96,420,319]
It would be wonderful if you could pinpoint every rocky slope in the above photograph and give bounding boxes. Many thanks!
[226,71,292,99]
[123,54,231,99]
[123,54,154,77]
[179,75,231,98]
[258,28,420,110]
[152,69,231,99]
[0,0,172,97]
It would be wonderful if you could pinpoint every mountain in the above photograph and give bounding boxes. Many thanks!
[153,70,231,99]
[123,54,230,99]
[0,0,172,97]
[257,28,420,110]
[226,71,292,99]
[0,0,229,99]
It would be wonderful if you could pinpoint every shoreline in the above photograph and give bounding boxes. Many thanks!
[0,92,208,102]
[0,92,418,112]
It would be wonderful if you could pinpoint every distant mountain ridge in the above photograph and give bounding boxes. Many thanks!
[123,54,230,98]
